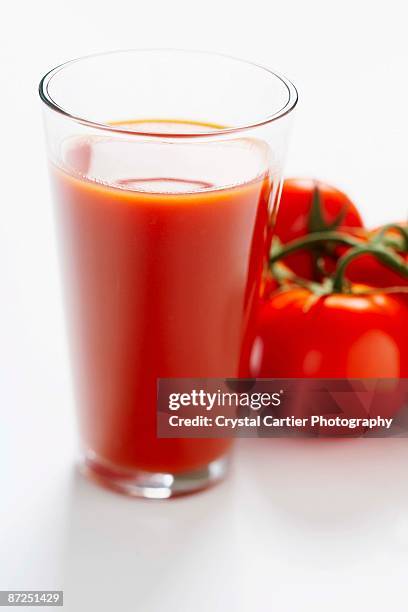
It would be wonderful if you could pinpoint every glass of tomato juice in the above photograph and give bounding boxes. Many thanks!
[39,50,297,498]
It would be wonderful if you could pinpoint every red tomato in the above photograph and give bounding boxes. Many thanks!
[346,254,408,287]
[275,178,364,279]
[345,225,408,287]
[253,287,408,378]
[249,287,408,434]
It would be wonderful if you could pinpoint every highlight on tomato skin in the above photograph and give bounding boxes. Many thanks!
[274,178,364,279]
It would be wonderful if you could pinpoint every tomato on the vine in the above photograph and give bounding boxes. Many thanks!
[252,287,408,379]
[275,178,364,279]
[260,178,408,434]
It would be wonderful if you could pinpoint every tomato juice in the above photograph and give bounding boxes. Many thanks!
[52,121,274,474]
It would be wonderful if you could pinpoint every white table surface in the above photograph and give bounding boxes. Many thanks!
[2,0,408,610]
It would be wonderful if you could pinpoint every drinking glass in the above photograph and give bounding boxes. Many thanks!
[39,50,297,498]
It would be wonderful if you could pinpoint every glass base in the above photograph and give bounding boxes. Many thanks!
[79,451,229,499]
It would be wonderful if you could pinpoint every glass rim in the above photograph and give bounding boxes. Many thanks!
[38,49,298,139]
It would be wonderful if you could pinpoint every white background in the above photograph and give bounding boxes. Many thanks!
[2,1,408,610]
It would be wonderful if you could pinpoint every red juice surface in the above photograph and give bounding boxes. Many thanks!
[52,121,274,473]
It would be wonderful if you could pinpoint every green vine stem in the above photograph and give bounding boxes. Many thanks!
[269,231,363,266]
[371,223,408,250]
[332,245,408,293]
